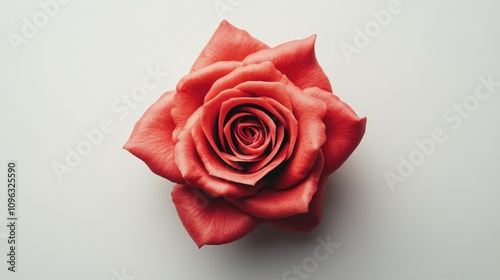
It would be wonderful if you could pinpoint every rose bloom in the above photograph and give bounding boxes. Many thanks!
[124,21,366,247]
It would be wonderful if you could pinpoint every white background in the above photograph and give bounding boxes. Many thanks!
[1,0,500,279]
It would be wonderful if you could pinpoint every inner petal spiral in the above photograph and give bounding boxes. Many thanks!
[216,101,285,173]
[199,91,299,186]
[223,107,274,162]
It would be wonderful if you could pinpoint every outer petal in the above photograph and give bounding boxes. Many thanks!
[175,108,261,198]
[123,91,184,183]
[190,20,269,72]
[227,152,324,219]
[243,35,332,92]
[171,184,262,247]
[265,175,329,232]
[304,87,367,176]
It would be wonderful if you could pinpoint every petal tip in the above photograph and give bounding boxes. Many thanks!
[307,34,317,43]
[358,116,368,135]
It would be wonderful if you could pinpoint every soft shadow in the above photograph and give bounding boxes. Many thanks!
[235,171,351,251]
[197,172,359,279]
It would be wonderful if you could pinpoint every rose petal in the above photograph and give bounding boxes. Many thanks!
[123,91,184,183]
[270,81,327,190]
[235,81,293,111]
[227,151,324,219]
[263,98,298,159]
[175,108,260,198]
[171,184,262,247]
[204,62,284,102]
[172,61,242,142]
[243,35,332,92]
[190,20,269,73]
[304,87,367,176]
[265,175,328,232]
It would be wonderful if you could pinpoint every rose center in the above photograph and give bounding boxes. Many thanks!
[235,116,266,146]
[215,103,286,172]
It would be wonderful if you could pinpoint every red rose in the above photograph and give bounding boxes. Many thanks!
[124,20,366,247]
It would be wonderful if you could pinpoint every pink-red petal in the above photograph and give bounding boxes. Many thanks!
[204,62,284,102]
[243,35,332,92]
[304,87,367,176]
[265,175,329,232]
[171,184,262,247]
[270,81,327,190]
[227,151,324,219]
[172,61,242,142]
[190,20,269,73]
[235,81,293,110]
[123,91,184,183]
